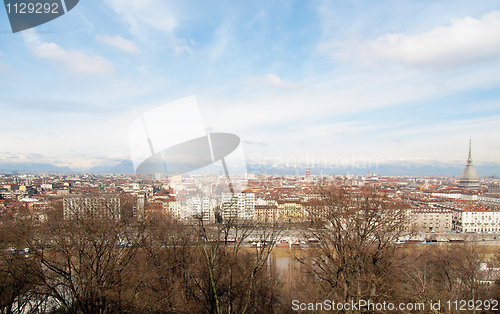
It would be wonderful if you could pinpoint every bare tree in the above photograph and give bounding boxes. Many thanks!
[128,213,195,313]
[187,209,282,314]
[399,242,491,313]
[299,185,410,304]
[0,214,44,314]
[21,206,146,313]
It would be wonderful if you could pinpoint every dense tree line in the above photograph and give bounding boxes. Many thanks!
[282,186,500,313]
[1,186,499,313]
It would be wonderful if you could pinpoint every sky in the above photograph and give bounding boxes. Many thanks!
[1,0,500,172]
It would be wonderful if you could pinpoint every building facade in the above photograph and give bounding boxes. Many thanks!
[410,208,453,232]
[451,209,500,233]
[186,196,217,222]
[221,192,255,221]
[276,200,304,223]
[63,194,121,220]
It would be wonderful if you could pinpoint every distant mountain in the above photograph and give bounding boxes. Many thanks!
[85,161,500,176]
[108,161,135,173]
[0,163,73,173]
[474,166,500,177]
[247,163,500,177]
[2,160,499,177]
[86,164,114,173]
[86,161,135,174]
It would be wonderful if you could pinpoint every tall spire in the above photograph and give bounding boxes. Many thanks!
[459,138,479,188]
[467,138,473,165]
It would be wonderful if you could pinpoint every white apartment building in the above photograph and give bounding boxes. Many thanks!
[221,192,255,221]
[167,200,181,219]
[63,194,121,220]
[186,196,217,222]
[451,209,500,233]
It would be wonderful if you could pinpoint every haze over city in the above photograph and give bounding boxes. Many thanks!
[1,0,500,175]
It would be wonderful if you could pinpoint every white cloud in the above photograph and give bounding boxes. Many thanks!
[321,11,500,69]
[206,20,232,62]
[95,34,140,54]
[242,73,302,89]
[105,0,178,34]
[32,42,115,75]
[172,38,193,55]
[0,109,134,169]
[0,152,127,170]
[104,0,194,55]
[23,31,115,75]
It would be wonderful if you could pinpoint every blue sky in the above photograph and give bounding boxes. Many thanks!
[1,0,500,171]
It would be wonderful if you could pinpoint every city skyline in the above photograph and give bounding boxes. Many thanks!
[1,1,500,172]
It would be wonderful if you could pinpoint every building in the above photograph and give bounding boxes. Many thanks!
[120,193,145,220]
[410,208,453,232]
[221,192,255,221]
[135,193,145,219]
[254,204,278,223]
[63,194,121,220]
[166,199,181,219]
[451,208,500,233]
[186,196,217,222]
[276,200,304,223]
[458,140,480,188]
[487,183,500,196]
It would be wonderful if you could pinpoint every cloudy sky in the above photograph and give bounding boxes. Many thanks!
[1,0,500,171]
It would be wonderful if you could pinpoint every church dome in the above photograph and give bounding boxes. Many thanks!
[458,139,479,188]
[460,164,479,182]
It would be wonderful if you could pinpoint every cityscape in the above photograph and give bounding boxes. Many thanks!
[1,140,500,312]
[1,141,500,237]
[2,0,500,313]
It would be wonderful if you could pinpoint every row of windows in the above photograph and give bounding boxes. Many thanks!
[463,228,500,232]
